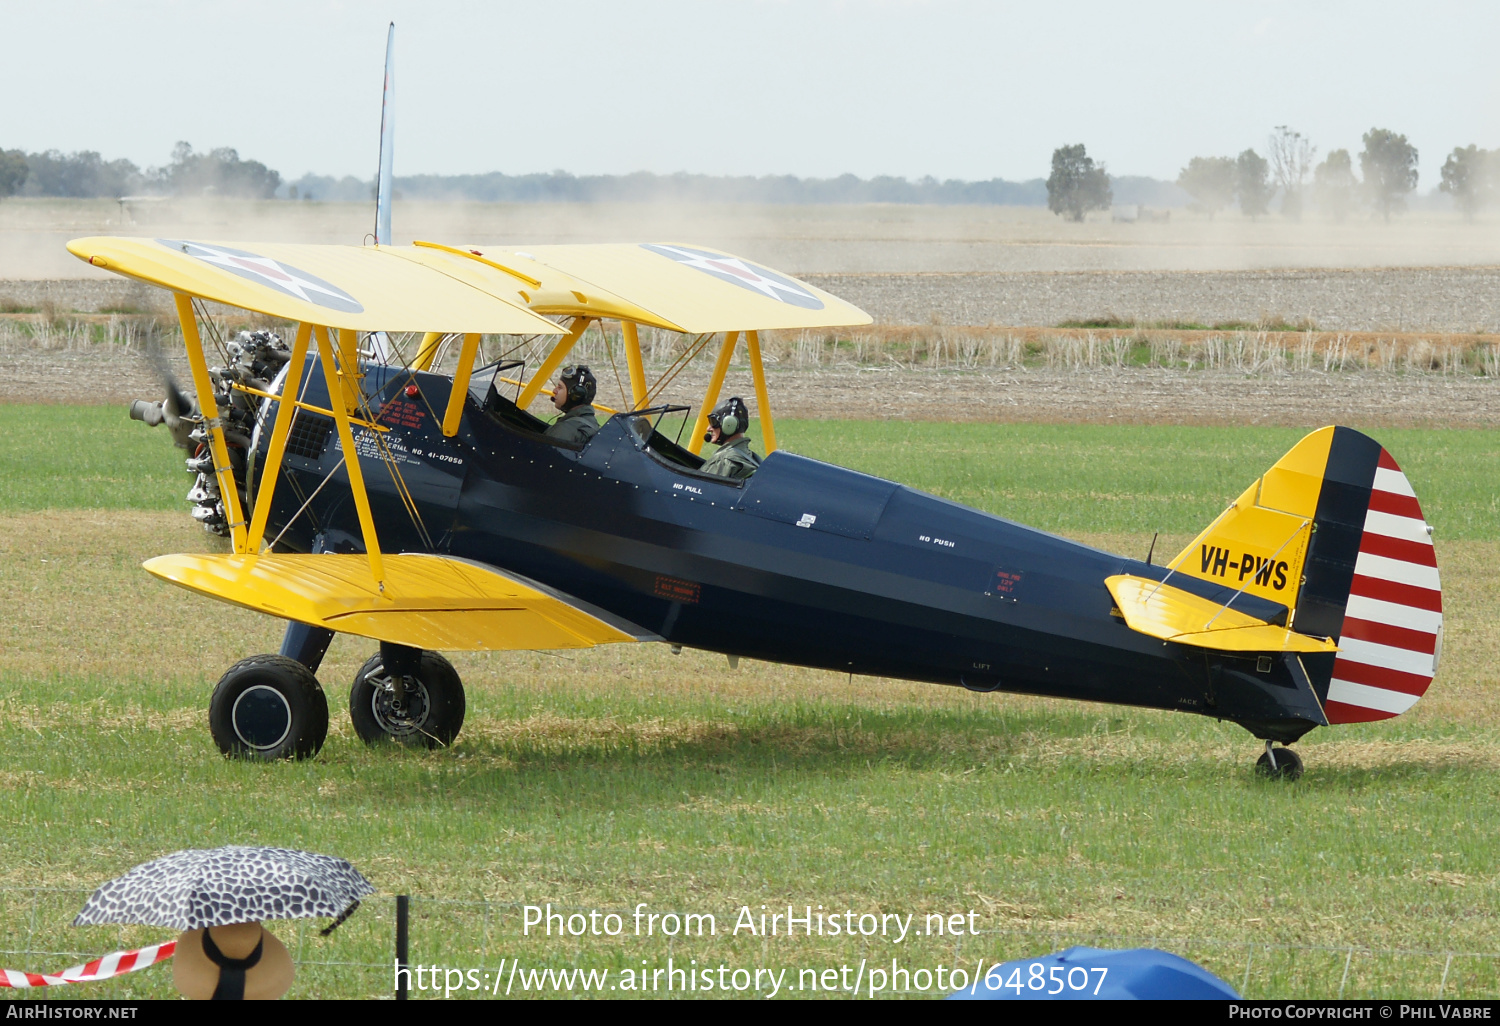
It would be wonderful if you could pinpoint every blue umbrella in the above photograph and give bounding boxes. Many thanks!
[949,946,1239,1000]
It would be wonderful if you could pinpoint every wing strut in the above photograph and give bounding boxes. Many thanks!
[687,331,739,455]
[746,329,777,453]
[245,322,312,551]
[621,321,648,410]
[517,316,591,409]
[173,292,249,553]
[313,324,386,590]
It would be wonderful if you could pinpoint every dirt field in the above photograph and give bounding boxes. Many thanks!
[3,323,1495,428]
[803,266,1500,334]
[6,197,1500,427]
[9,264,1500,336]
[6,197,1500,278]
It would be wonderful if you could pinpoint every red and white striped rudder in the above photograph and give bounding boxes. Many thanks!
[1325,448,1442,723]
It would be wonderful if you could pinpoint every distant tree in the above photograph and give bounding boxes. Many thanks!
[1359,128,1418,221]
[1439,145,1494,221]
[1177,156,1237,218]
[1045,144,1112,222]
[1268,125,1316,219]
[1313,149,1359,222]
[20,150,140,197]
[0,149,27,198]
[164,142,281,199]
[1236,149,1272,218]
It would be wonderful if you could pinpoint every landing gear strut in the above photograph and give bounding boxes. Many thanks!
[1255,741,1303,781]
[350,643,466,748]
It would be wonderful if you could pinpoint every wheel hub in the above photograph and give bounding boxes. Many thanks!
[230,684,293,751]
[369,674,431,738]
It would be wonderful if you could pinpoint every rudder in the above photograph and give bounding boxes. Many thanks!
[1167,426,1441,724]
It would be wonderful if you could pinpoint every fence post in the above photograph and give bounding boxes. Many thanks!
[396,894,409,1001]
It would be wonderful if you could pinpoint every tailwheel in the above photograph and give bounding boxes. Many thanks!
[1255,742,1304,781]
[350,647,466,749]
[208,655,330,761]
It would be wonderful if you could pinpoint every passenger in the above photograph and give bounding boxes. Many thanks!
[543,364,600,445]
[699,397,761,480]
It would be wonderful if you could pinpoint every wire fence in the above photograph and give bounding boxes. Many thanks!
[1,887,1495,1000]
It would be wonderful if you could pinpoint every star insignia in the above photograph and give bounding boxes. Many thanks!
[160,240,364,313]
[642,244,824,310]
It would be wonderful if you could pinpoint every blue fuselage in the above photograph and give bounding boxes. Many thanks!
[257,359,1322,741]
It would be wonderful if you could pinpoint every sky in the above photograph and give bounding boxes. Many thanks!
[1,0,1496,184]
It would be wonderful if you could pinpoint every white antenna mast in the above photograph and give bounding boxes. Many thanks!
[367,23,396,364]
[374,21,395,247]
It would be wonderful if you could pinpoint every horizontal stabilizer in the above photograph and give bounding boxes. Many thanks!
[1106,574,1339,654]
[144,552,643,652]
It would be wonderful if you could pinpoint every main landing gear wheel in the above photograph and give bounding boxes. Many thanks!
[208,655,330,761]
[1255,742,1304,781]
[350,650,466,749]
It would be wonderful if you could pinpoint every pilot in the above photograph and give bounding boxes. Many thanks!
[699,396,761,480]
[544,364,600,445]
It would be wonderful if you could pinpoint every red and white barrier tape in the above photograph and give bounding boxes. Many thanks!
[0,940,175,988]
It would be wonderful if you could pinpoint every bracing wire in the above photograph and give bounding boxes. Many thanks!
[599,320,630,410]
[268,458,344,552]
[348,333,433,550]
[189,298,231,365]
[645,332,716,408]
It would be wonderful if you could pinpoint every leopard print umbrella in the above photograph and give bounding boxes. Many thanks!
[73,846,375,931]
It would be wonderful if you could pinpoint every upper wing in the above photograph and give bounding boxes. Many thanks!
[67,237,565,336]
[69,236,870,335]
[440,241,873,333]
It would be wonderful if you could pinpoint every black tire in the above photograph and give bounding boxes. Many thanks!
[349,650,466,749]
[209,655,329,761]
[1255,746,1304,781]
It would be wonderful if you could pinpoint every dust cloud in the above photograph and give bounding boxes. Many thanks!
[4,197,1499,280]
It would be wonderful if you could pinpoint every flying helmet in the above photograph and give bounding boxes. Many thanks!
[557,364,597,408]
[705,396,750,443]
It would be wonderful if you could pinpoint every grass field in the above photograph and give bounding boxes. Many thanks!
[1,410,1498,999]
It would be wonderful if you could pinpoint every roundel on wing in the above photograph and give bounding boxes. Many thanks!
[641,244,824,310]
[157,239,365,314]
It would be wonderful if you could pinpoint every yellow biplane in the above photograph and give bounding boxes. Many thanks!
[82,28,1441,778]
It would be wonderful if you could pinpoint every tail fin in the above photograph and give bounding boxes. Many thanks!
[1167,426,1442,723]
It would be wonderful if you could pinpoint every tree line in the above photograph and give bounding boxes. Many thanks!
[4,134,1490,215]
[1047,128,1497,222]
[0,142,280,200]
[286,170,1065,205]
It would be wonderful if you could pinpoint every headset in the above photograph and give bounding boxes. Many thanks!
[557,365,597,408]
[705,396,749,443]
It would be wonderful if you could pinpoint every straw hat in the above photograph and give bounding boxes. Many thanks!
[172,922,294,1000]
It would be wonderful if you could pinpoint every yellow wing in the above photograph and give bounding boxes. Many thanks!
[444,241,873,333]
[145,553,650,652]
[67,237,565,336]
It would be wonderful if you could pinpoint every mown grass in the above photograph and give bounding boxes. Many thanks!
[0,412,1498,999]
